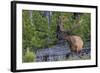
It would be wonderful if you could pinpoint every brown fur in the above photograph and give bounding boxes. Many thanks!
[64,36,83,53]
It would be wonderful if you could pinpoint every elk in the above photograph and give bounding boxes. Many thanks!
[57,14,83,54]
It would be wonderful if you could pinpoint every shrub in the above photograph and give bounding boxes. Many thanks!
[23,51,36,62]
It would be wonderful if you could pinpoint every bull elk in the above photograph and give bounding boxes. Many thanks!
[57,14,84,54]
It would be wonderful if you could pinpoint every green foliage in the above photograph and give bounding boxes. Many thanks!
[23,10,48,50]
[23,51,36,62]
[22,10,91,62]
[31,11,49,48]
[22,10,33,49]
[22,10,91,50]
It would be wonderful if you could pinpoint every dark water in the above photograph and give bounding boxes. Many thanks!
[35,41,91,62]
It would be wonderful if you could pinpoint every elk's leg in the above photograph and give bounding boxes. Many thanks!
[70,46,76,57]
[76,48,82,58]
[76,48,79,54]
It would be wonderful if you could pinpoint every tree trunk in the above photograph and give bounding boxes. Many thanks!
[44,11,52,44]
[29,10,33,26]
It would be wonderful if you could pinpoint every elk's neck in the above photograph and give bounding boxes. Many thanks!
[63,35,71,41]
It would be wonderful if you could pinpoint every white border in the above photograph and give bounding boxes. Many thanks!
[16,3,96,70]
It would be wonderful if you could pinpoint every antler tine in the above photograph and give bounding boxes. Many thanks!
[69,13,82,33]
[58,13,82,34]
